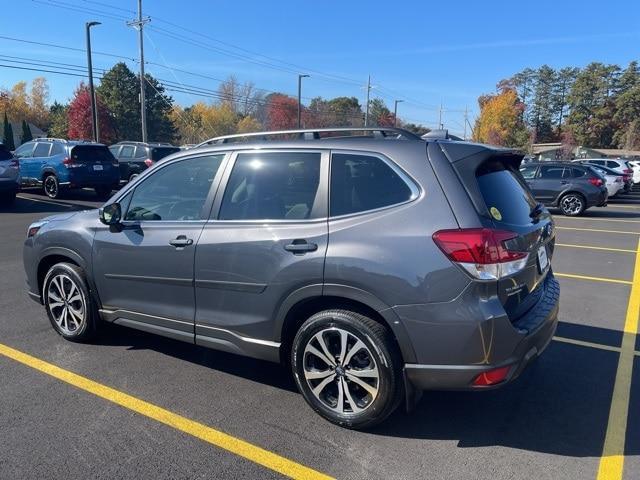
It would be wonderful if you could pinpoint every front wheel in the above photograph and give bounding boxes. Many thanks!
[291,309,403,429]
[559,193,585,216]
[43,263,99,342]
[43,174,60,199]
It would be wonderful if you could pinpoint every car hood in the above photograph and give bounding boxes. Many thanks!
[39,209,98,223]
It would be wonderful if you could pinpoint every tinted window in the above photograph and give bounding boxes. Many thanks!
[571,167,586,178]
[134,146,147,158]
[539,166,565,179]
[14,142,34,158]
[51,143,64,156]
[590,160,605,166]
[151,147,181,161]
[219,152,321,220]
[108,146,120,157]
[119,146,135,159]
[519,166,537,179]
[125,155,223,221]
[71,146,114,163]
[477,161,537,226]
[0,144,12,161]
[33,142,51,157]
[330,153,412,216]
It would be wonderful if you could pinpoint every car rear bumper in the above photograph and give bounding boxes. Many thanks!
[0,178,19,194]
[67,169,119,188]
[401,272,559,391]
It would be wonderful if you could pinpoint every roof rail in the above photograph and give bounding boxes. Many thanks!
[196,127,422,147]
[34,137,68,143]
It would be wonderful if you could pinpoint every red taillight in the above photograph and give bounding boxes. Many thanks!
[433,228,529,280]
[9,159,19,169]
[62,156,73,165]
[144,158,154,168]
[433,228,526,264]
[624,168,632,174]
[473,366,511,386]
[588,177,603,187]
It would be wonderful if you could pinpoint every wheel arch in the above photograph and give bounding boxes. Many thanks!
[37,248,96,301]
[277,284,417,366]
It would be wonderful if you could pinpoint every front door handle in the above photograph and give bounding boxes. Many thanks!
[284,240,318,254]
[169,235,193,248]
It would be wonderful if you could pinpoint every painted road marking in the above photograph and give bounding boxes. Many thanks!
[553,336,622,353]
[0,343,333,480]
[16,194,74,208]
[597,238,640,480]
[556,226,640,235]
[555,273,632,286]
[555,243,636,254]
[554,216,640,224]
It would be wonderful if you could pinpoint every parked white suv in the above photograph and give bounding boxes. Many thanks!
[574,159,633,192]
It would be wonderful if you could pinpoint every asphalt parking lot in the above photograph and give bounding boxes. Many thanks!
[1,187,639,480]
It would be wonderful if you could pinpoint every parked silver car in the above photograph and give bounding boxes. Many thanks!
[23,128,559,428]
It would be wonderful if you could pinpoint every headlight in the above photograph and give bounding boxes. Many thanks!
[27,221,48,238]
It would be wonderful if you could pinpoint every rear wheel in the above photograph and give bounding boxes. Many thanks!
[559,193,585,216]
[43,174,60,199]
[128,173,139,183]
[291,309,402,429]
[43,263,98,342]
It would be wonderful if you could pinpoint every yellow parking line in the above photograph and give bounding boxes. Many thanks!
[597,238,640,480]
[555,243,636,254]
[556,226,640,235]
[555,273,632,285]
[0,343,333,480]
[552,336,622,353]
[554,216,640,224]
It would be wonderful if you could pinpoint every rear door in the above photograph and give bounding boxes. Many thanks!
[475,160,555,321]
[31,142,52,181]
[535,165,566,203]
[194,150,328,351]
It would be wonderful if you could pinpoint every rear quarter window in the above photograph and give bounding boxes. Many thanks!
[476,161,537,226]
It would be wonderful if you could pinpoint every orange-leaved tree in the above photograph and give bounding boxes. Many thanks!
[473,87,529,147]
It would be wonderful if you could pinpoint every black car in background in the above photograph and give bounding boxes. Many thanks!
[0,143,19,204]
[109,141,181,182]
[520,162,608,216]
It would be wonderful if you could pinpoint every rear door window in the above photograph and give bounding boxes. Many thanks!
[51,143,64,156]
[71,145,115,163]
[134,146,147,158]
[119,146,135,159]
[330,153,414,216]
[151,147,181,161]
[476,161,537,226]
[519,165,537,179]
[33,142,51,157]
[108,146,120,157]
[539,166,565,179]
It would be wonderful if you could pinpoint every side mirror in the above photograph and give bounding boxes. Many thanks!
[99,202,122,225]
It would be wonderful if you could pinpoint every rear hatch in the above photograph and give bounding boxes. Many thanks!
[475,159,555,321]
[151,147,180,162]
[69,145,119,181]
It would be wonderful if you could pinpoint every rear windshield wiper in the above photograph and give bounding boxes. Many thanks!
[530,202,544,222]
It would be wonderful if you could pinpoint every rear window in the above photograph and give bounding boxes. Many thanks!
[476,161,537,226]
[0,145,12,161]
[151,147,180,161]
[71,145,115,163]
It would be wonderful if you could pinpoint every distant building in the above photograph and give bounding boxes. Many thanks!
[10,122,46,147]
[530,143,640,161]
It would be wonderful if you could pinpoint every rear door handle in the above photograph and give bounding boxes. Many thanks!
[284,240,318,254]
[169,235,193,248]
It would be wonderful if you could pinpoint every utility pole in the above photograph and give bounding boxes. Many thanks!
[364,75,371,127]
[85,21,101,143]
[393,100,403,127]
[297,74,309,128]
[438,101,444,129]
[463,105,468,140]
[128,0,150,142]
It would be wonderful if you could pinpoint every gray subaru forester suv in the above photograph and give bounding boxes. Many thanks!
[23,128,559,429]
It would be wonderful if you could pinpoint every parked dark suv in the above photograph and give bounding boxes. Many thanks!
[0,143,19,204]
[519,162,607,216]
[109,141,181,182]
[24,128,559,429]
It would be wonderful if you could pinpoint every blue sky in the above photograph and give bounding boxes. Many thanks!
[2,0,639,136]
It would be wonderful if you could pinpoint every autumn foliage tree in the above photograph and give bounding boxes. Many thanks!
[67,83,115,143]
[265,94,298,130]
[473,87,529,147]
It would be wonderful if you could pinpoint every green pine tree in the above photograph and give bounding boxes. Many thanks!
[20,120,33,144]
[2,112,15,150]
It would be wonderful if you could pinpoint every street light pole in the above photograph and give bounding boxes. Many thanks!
[393,100,403,127]
[85,21,101,142]
[297,74,309,128]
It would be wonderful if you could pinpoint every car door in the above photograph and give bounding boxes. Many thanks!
[118,145,136,180]
[194,150,328,358]
[535,165,566,203]
[31,142,53,181]
[519,164,539,192]
[14,142,36,184]
[92,153,227,341]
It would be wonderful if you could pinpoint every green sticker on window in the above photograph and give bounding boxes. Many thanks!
[490,207,502,221]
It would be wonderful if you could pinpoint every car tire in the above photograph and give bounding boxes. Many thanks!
[94,185,112,199]
[128,173,139,183]
[559,193,585,216]
[43,262,99,342]
[291,309,403,429]
[43,174,60,199]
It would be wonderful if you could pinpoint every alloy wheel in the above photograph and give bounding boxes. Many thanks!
[302,327,379,415]
[560,195,582,215]
[46,274,85,335]
[44,176,58,198]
